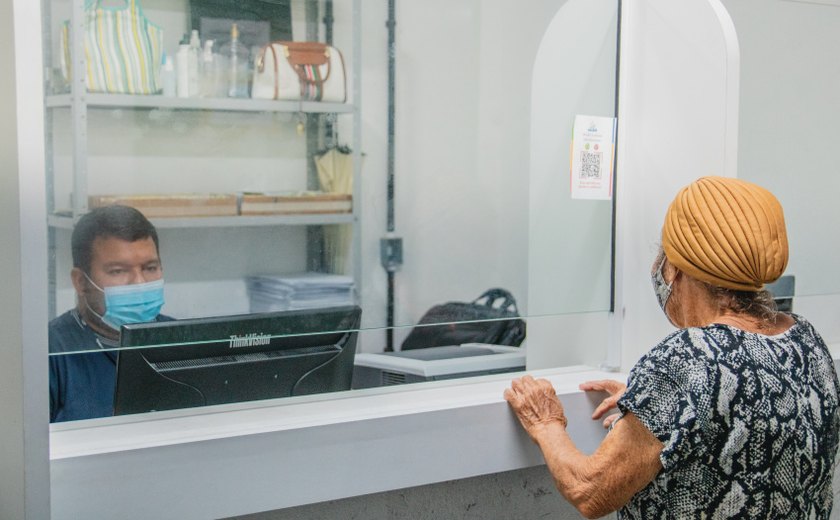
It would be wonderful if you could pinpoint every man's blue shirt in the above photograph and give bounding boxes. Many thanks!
[49,309,171,423]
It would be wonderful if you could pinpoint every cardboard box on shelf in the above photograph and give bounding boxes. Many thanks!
[240,191,352,215]
[88,194,238,218]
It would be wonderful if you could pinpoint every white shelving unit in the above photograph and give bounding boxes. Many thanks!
[46,93,355,114]
[44,0,363,319]
[47,212,356,230]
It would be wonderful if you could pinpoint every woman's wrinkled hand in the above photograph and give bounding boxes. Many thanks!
[579,379,627,429]
[504,375,567,443]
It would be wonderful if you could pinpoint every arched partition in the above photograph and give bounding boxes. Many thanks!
[614,0,740,369]
[526,0,740,372]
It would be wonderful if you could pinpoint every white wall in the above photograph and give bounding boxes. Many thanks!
[720,0,840,345]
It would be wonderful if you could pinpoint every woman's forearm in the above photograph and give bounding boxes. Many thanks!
[530,420,611,518]
[504,377,662,517]
[530,414,662,519]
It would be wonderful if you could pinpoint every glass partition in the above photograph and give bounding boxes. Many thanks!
[44,0,620,421]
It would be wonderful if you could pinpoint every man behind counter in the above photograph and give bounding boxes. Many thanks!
[49,205,171,423]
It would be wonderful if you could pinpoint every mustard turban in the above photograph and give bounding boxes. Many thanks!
[661,176,788,292]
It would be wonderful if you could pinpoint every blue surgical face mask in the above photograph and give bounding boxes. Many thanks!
[651,255,673,313]
[84,274,165,330]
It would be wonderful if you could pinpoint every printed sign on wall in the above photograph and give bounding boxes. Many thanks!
[570,115,617,200]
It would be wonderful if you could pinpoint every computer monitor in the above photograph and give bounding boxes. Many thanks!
[113,305,361,416]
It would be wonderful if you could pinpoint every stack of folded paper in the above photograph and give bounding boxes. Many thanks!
[246,272,356,312]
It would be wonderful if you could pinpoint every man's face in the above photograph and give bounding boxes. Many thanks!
[73,236,162,318]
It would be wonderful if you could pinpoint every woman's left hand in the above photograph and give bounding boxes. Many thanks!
[580,379,626,429]
[504,375,567,443]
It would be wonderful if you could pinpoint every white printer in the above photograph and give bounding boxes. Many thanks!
[352,344,526,388]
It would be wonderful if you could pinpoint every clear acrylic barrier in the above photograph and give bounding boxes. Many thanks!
[44,0,620,421]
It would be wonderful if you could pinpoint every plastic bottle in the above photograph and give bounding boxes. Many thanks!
[188,30,201,97]
[176,36,191,98]
[220,23,250,98]
[200,40,216,98]
[161,54,176,97]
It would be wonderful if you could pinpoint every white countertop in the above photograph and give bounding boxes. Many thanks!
[50,365,622,519]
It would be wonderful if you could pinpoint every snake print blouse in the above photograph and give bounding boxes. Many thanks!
[616,314,840,519]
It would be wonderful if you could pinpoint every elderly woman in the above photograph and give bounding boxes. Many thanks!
[505,176,840,519]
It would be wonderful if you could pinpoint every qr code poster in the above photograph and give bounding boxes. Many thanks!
[570,115,616,200]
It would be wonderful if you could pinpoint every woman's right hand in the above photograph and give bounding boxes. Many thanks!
[579,379,626,429]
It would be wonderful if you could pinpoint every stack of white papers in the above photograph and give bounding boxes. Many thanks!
[246,272,356,312]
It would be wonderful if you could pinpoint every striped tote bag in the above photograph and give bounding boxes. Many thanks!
[61,0,163,95]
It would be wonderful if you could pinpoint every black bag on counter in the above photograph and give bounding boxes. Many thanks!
[400,288,526,350]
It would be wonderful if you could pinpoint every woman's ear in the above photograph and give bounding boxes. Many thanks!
[662,260,680,285]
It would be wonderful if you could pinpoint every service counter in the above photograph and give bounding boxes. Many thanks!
[50,365,618,520]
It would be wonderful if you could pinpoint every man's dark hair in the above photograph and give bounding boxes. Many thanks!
[72,205,160,273]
